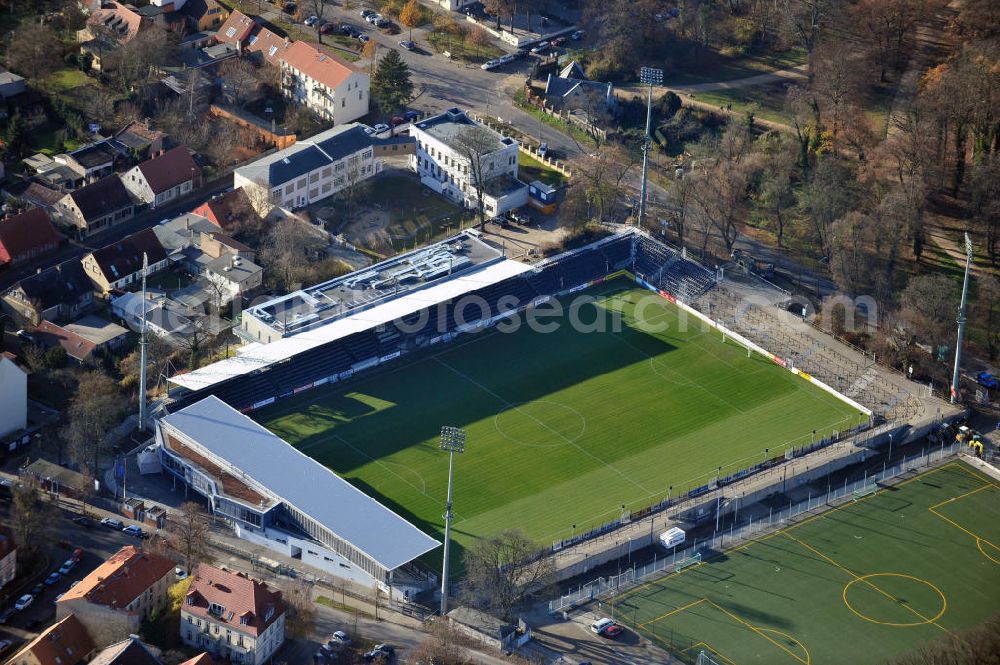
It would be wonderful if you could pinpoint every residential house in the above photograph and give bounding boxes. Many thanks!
[410,107,528,217]
[152,212,220,266]
[7,614,95,665]
[56,175,136,239]
[81,228,169,294]
[11,181,65,214]
[88,636,163,665]
[0,527,15,589]
[279,41,369,125]
[233,124,381,213]
[122,146,200,208]
[446,606,530,653]
[0,68,26,98]
[214,10,255,49]
[112,292,196,342]
[54,141,119,184]
[182,0,229,31]
[2,260,94,324]
[181,563,286,665]
[79,1,146,43]
[543,69,616,127]
[0,209,62,268]
[191,187,262,232]
[56,545,176,647]
[111,120,169,164]
[205,253,262,301]
[0,352,26,438]
[434,0,477,10]
[28,153,86,191]
[214,11,291,67]
[36,316,129,364]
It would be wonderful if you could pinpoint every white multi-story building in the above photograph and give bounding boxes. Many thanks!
[434,0,477,10]
[410,108,528,217]
[181,563,285,665]
[279,41,369,124]
[233,124,381,213]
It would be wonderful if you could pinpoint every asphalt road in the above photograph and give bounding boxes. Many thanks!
[0,175,233,294]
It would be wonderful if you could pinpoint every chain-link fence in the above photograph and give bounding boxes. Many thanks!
[547,442,960,613]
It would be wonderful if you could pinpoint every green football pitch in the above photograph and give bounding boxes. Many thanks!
[257,279,859,560]
[617,462,1000,665]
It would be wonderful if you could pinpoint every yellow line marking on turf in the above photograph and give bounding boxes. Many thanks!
[782,532,951,634]
[681,642,738,665]
[842,573,947,627]
[928,482,1000,566]
[637,598,706,628]
[708,600,810,665]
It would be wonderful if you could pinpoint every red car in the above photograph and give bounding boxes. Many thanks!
[602,624,625,639]
[71,547,84,562]
[552,36,568,46]
[319,22,336,34]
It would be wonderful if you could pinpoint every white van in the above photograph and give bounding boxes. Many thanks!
[659,527,686,548]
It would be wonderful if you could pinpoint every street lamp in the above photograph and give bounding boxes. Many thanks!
[439,425,466,616]
[638,66,663,229]
[950,233,974,404]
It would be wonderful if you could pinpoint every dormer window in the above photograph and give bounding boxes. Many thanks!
[209,602,225,617]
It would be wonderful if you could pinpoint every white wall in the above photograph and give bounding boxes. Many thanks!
[281,67,369,125]
[0,357,27,438]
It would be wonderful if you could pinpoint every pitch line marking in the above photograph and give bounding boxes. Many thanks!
[492,399,588,448]
[432,357,657,496]
[781,532,951,634]
[707,600,810,665]
[928,483,1000,566]
[842,573,947,627]
[637,598,707,628]
[681,642,738,665]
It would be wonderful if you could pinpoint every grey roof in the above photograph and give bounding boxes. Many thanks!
[162,396,440,570]
[414,107,511,154]
[206,253,261,283]
[235,123,374,188]
[483,174,528,198]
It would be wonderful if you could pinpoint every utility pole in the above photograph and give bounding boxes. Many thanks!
[439,426,466,617]
[638,66,663,229]
[950,233,973,404]
[138,252,149,432]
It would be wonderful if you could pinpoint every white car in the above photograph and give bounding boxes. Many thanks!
[331,630,351,645]
[175,567,189,580]
[530,41,549,54]
[58,559,75,575]
[591,617,614,634]
[498,53,515,64]
[481,59,500,70]
[14,594,33,611]
[371,123,390,134]
[304,15,318,26]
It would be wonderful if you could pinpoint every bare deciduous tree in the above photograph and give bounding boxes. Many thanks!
[460,529,554,621]
[11,484,55,563]
[453,125,502,229]
[168,501,211,573]
[220,57,262,107]
[61,371,129,473]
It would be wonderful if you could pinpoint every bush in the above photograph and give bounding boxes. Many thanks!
[43,346,67,369]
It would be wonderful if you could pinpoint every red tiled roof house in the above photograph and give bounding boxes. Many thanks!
[56,545,176,647]
[279,41,368,124]
[122,146,200,208]
[181,564,285,665]
[7,614,95,665]
[0,209,62,268]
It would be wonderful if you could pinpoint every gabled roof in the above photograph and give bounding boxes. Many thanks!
[89,228,168,282]
[544,75,612,103]
[134,146,199,194]
[182,0,226,21]
[0,208,61,264]
[9,614,95,665]
[215,9,255,45]
[57,545,175,610]
[178,654,217,665]
[67,175,134,223]
[559,60,586,79]
[191,187,258,230]
[21,181,65,209]
[234,123,373,187]
[245,25,292,66]
[280,40,356,90]
[13,260,93,309]
[114,120,166,151]
[63,141,117,170]
[36,320,98,362]
[184,563,284,637]
[88,1,145,42]
[89,636,162,665]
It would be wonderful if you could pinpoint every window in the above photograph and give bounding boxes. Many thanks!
[248,35,258,45]
[297,178,306,190]
[341,99,345,108]
[284,184,293,195]
[225,27,236,37]
[321,167,331,177]
[269,46,278,57]
[309,172,318,183]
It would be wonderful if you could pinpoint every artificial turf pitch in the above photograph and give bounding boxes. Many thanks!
[257,279,858,558]
[617,462,1000,665]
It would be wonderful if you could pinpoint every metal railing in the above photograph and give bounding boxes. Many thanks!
[548,442,960,612]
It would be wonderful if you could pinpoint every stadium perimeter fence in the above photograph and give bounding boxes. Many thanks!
[547,441,961,613]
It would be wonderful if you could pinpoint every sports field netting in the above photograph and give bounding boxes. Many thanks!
[618,462,1000,665]
[257,279,859,563]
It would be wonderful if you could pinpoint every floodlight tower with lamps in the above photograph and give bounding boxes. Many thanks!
[950,233,973,404]
[638,66,663,229]
[138,253,149,432]
[439,425,466,616]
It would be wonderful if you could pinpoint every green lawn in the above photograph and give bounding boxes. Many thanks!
[426,30,503,64]
[257,279,858,568]
[519,152,568,187]
[374,175,464,250]
[689,81,793,126]
[43,68,94,93]
[618,462,1000,665]
[662,48,807,86]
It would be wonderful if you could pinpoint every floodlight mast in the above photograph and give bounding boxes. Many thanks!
[138,252,149,432]
[949,233,974,404]
[439,425,466,616]
[638,67,663,229]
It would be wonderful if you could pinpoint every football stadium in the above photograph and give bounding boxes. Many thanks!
[158,227,952,609]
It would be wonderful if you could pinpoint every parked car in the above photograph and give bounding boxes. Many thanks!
[71,515,92,528]
[44,572,61,586]
[391,115,406,126]
[58,559,75,575]
[71,547,84,562]
[53,593,64,605]
[509,210,530,225]
[0,639,12,652]
[404,110,420,121]
[375,17,390,28]
[530,41,549,54]
[537,142,548,158]
[122,524,145,538]
[552,36,568,46]
[602,624,625,638]
[363,644,395,661]
[175,567,189,580]
[360,8,376,18]
[283,2,296,14]
[341,23,358,35]
[304,15,318,26]
[101,517,124,529]
[0,608,15,624]
[14,329,33,342]
[31,583,44,596]
[330,631,352,646]
[976,371,998,389]
[372,123,390,133]
[358,32,370,43]
[399,39,415,50]
[14,594,33,611]
[590,617,614,634]
[571,29,585,40]
[320,21,336,33]
[481,59,500,70]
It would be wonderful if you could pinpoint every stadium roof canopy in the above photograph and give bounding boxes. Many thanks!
[161,395,440,571]
[170,255,533,390]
